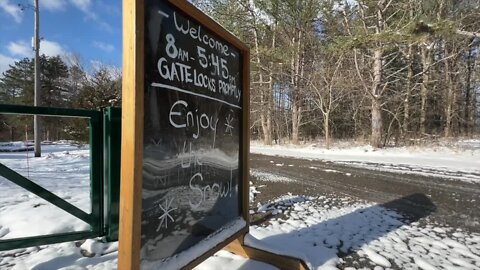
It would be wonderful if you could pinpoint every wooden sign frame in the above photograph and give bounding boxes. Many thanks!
[119,0,250,269]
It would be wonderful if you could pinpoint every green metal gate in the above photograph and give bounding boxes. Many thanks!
[103,107,121,242]
[0,104,121,250]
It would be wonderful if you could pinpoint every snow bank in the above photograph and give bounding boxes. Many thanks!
[251,140,480,183]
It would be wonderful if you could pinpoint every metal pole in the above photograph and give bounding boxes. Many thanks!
[34,0,41,157]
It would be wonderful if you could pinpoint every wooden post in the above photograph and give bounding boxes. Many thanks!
[242,50,251,227]
[118,0,144,269]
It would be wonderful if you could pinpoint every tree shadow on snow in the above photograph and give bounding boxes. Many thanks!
[245,193,436,269]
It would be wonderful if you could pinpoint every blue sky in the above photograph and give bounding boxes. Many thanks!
[0,0,122,75]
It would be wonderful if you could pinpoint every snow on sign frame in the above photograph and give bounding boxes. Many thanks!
[119,1,250,270]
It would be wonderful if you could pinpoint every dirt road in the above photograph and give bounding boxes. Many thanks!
[250,153,480,233]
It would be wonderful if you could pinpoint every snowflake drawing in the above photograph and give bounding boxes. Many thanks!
[225,114,234,135]
[156,197,177,231]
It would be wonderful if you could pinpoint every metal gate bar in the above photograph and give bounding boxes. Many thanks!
[0,164,92,224]
[0,104,104,251]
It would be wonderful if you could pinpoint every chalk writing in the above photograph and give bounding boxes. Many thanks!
[181,141,202,168]
[188,172,233,210]
[151,83,241,109]
[173,12,231,57]
[169,100,219,140]
[225,113,234,135]
[142,0,244,260]
[156,197,177,231]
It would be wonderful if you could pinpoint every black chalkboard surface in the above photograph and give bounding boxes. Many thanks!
[141,0,244,264]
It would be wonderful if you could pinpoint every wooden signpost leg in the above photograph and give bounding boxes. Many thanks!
[118,0,144,269]
[224,235,309,270]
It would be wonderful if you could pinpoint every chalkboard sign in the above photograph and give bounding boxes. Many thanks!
[118,0,249,269]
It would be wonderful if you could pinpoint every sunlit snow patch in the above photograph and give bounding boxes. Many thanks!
[250,169,296,183]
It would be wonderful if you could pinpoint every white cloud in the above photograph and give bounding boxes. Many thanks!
[69,0,90,12]
[91,15,114,33]
[68,0,113,33]
[92,41,114,53]
[7,41,31,58]
[97,2,120,16]
[40,40,66,56]
[42,0,67,11]
[89,59,121,79]
[0,0,23,23]
[89,59,102,71]
[0,54,16,76]
[6,39,66,58]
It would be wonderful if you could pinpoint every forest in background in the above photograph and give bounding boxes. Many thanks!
[0,56,121,142]
[195,0,480,148]
[1,0,479,148]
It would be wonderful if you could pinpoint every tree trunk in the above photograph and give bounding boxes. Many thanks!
[444,46,454,138]
[292,97,302,144]
[371,48,383,148]
[324,112,330,149]
[265,84,273,144]
[371,97,383,148]
[369,1,385,148]
[420,45,431,135]
[291,32,304,145]
[471,51,478,134]
[252,23,271,145]
[464,42,474,136]
[403,44,414,140]
[260,96,270,144]
[10,126,15,141]
[265,23,277,145]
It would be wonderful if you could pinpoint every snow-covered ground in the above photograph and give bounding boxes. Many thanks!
[0,144,274,270]
[251,139,480,183]
[0,143,91,239]
[249,193,480,270]
[1,143,479,269]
